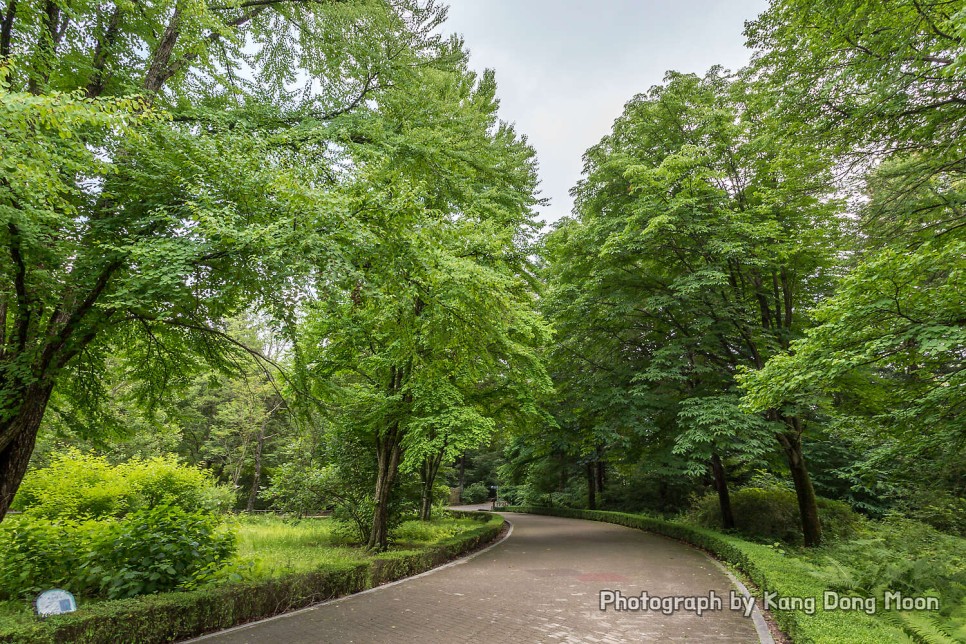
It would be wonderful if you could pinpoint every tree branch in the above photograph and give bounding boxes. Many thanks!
[86,5,124,98]
[143,6,182,93]
[40,259,125,377]
[6,223,29,352]
[156,5,266,91]
[0,0,15,61]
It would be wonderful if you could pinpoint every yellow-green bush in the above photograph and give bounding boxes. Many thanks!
[1,453,237,601]
[12,451,232,519]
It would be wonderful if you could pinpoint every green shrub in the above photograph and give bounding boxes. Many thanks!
[122,457,233,514]
[11,453,131,519]
[1,454,236,601]
[265,461,376,543]
[12,451,231,519]
[812,517,966,617]
[903,491,966,537]
[598,468,699,515]
[0,506,238,601]
[461,482,489,504]
[691,486,860,543]
[0,516,106,599]
[84,505,238,599]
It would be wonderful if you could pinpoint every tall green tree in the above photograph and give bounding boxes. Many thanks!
[0,0,452,521]
[545,69,843,544]
[303,63,551,550]
[741,0,965,508]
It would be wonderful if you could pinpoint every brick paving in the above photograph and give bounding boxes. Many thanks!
[193,512,761,643]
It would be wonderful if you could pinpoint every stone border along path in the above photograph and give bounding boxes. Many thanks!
[188,511,773,643]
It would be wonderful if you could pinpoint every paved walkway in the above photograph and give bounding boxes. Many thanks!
[194,512,762,643]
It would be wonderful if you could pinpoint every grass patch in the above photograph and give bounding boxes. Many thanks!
[236,516,364,577]
[235,514,491,577]
[0,602,32,631]
[392,516,479,547]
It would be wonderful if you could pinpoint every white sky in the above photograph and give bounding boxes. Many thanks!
[440,0,769,223]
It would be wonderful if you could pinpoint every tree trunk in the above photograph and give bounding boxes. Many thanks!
[419,450,444,521]
[143,7,181,92]
[595,445,605,494]
[367,422,403,551]
[0,384,53,521]
[246,424,266,512]
[586,461,597,510]
[419,488,432,521]
[558,451,567,491]
[711,453,735,530]
[457,453,465,502]
[0,0,16,61]
[776,424,822,547]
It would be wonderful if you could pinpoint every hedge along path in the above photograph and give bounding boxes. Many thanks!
[194,511,763,643]
[508,507,912,643]
[0,512,505,644]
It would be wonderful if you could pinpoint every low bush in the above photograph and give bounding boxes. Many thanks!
[600,468,700,516]
[0,505,239,600]
[12,451,231,519]
[264,460,382,544]
[0,517,106,599]
[901,490,966,537]
[461,482,489,504]
[691,486,860,543]
[810,515,966,640]
[85,505,238,598]
[1,454,237,602]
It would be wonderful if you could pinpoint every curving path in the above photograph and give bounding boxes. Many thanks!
[192,511,766,643]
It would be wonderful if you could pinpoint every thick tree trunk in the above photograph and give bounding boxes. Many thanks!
[0,0,16,60]
[776,425,822,547]
[586,461,597,510]
[419,488,432,521]
[367,422,403,551]
[369,470,393,551]
[711,453,735,530]
[0,384,53,521]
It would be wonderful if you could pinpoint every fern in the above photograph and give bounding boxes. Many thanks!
[881,611,960,644]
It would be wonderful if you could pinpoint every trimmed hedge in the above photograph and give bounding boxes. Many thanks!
[506,506,909,644]
[0,511,504,644]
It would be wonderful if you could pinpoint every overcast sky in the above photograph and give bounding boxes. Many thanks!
[439,0,769,223]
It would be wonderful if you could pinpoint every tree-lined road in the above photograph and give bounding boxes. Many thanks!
[194,512,765,643]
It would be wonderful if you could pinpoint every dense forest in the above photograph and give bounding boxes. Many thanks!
[0,0,963,641]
